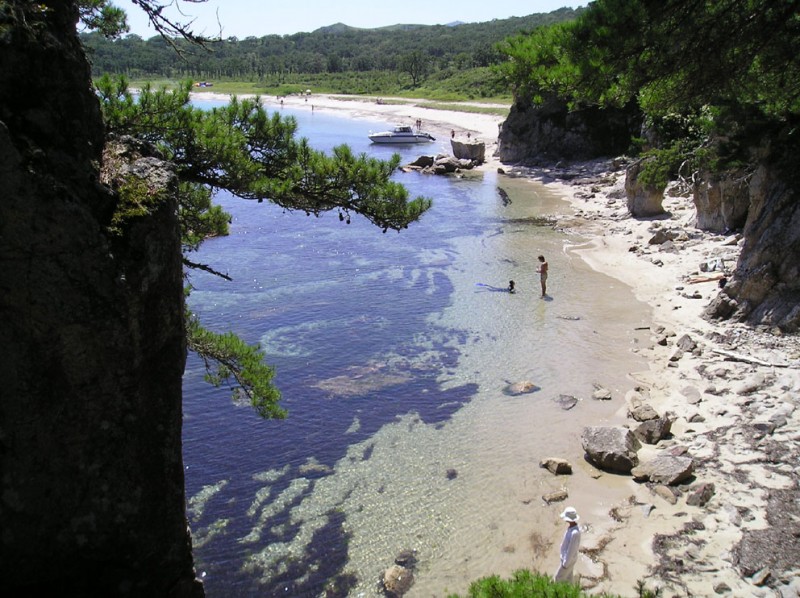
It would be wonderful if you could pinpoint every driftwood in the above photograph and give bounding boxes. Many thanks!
[712,348,791,368]
[688,273,726,284]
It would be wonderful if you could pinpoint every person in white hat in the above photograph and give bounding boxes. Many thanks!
[554,506,581,583]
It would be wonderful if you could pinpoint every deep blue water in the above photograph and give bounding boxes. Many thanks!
[181,100,648,597]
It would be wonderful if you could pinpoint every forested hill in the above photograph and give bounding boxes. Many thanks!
[81,8,583,81]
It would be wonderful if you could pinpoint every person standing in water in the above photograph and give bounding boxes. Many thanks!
[537,255,548,297]
[554,506,581,583]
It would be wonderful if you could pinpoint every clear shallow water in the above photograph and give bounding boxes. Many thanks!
[182,101,651,596]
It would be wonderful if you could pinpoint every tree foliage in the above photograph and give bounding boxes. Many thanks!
[80,8,583,82]
[79,0,219,45]
[93,73,432,416]
[400,50,431,88]
[498,0,800,118]
[446,569,661,598]
[97,76,431,231]
[497,0,800,190]
[78,0,129,37]
[186,309,285,419]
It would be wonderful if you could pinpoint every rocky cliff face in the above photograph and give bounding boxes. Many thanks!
[692,168,751,233]
[496,95,641,164]
[0,2,202,594]
[704,161,800,331]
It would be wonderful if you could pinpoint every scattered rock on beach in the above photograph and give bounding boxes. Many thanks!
[581,426,641,474]
[629,402,660,422]
[555,394,579,410]
[540,457,573,475]
[633,416,674,444]
[543,489,569,504]
[652,485,679,505]
[631,454,694,485]
[627,389,660,421]
[383,564,414,597]
[592,385,613,400]
[394,549,417,568]
[649,229,679,245]
[686,482,715,507]
[676,333,698,352]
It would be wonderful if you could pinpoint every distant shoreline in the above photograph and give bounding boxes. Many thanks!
[191,90,508,166]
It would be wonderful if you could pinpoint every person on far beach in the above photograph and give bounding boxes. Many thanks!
[508,280,516,294]
[554,506,581,583]
[537,255,548,297]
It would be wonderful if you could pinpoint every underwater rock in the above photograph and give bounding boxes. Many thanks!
[504,381,540,396]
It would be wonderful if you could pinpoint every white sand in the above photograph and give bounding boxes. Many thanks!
[193,91,800,596]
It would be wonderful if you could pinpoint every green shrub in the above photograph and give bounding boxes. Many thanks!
[445,569,663,598]
[446,569,590,598]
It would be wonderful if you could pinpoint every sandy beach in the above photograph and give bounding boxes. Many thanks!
[193,90,800,596]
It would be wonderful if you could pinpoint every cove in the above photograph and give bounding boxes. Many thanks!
[182,100,651,596]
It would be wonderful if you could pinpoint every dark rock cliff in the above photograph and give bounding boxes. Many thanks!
[0,1,202,594]
[496,95,641,164]
[703,160,800,331]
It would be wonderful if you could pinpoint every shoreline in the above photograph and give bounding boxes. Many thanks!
[193,91,800,596]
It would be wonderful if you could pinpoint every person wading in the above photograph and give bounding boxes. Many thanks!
[537,255,548,297]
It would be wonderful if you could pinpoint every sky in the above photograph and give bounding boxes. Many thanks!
[122,0,588,39]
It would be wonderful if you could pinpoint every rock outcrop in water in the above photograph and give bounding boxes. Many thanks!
[0,2,202,594]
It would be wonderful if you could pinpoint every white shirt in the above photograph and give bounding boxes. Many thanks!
[560,524,581,568]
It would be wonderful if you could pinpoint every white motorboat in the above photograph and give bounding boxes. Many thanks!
[368,125,435,144]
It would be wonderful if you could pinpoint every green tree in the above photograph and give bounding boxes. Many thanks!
[81,0,434,419]
[498,0,800,118]
[78,0,128,37]
[95,75,431,416]
[400,49,431,87]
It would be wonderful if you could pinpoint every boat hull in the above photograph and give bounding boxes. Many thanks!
[369,134,435,144]
[368,126,436,144]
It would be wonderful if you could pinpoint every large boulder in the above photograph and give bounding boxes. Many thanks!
[631,454,694,485]
[450,138,485,163]
[633,416,673,445]
[625,158,666,217]
[383,564,414,597]
[407,155,434,168]
[581,426,641,474]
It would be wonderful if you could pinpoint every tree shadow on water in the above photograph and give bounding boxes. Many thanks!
[250,509,357,598]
